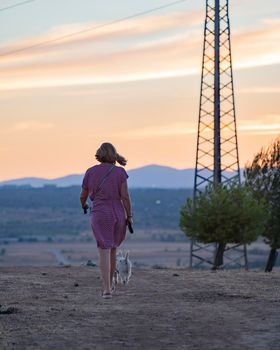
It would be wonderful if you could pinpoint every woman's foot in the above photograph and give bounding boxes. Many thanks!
[102,291,112,299]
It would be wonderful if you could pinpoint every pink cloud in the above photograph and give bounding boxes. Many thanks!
[0,10,279,90]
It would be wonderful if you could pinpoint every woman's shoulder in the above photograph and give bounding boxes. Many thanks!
[114,165,126,172]
[84,164,99,176]
[114,165,129,179]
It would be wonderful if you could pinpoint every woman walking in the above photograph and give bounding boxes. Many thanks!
[80,142,133,299]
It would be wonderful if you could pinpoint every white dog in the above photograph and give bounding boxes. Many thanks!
[113,250,132,286]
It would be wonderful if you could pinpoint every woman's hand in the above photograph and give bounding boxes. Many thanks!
[127,216,133,224]
[80,188,89,208]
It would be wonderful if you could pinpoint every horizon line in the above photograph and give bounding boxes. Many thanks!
[0,163,244,183]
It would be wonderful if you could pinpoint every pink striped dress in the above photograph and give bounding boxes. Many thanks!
[82,163,129,249]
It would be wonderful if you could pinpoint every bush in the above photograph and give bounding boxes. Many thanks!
[245,136,280,272]
[180,183,266,269]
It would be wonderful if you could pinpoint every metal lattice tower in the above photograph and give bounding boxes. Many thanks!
[190,0,248,269]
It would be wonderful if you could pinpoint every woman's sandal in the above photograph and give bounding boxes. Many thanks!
[102,292,112,299]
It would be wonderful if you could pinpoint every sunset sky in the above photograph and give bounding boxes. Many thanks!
[0,0,279,181]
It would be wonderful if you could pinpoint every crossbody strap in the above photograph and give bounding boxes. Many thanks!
[92,165,115,200]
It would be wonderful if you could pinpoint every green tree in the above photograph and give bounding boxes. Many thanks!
[180,183,266,270]
[245,137,280,272]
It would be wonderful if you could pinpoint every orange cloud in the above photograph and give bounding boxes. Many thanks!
[0,9,279,91]
[239,87,280,94]
[0,10,202,62]
[237,116,280,136]
[111,116,280,139]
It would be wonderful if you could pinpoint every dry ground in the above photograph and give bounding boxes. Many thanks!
[0,240,191,267]
[0,240,271,268]
[0,266,279,350]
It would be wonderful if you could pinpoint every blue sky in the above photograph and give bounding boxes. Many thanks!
[0,0,278,42]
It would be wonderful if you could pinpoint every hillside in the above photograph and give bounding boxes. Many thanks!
[0,266,279,350]
[0,165,194,188]
[0,164,244,188]
[0,187,192,237]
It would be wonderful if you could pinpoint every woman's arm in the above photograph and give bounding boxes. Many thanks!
[121,180,133,222]
[80,188,89,208]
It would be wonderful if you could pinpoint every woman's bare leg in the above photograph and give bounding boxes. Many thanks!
[98,248,111,294]
[110,248,117,286]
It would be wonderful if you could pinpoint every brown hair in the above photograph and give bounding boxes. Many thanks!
[95,142,127,166]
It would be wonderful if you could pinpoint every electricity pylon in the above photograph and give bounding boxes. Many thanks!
[190,0,248,269]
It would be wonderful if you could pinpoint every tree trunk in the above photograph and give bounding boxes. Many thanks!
[265,248,278,272]
[212,243,226,270]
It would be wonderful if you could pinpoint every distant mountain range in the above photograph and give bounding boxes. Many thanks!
[0,164,243,189]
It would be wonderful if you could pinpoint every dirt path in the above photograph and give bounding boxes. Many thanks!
[0,266,279,350]
[47,248,70,265]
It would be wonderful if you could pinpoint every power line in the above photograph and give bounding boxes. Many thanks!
[0,0,188,58]
[0,0,39,12]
